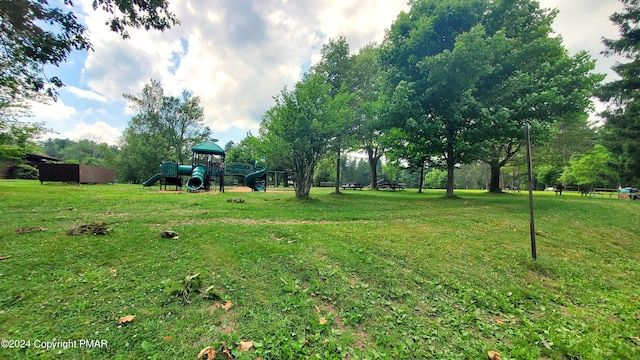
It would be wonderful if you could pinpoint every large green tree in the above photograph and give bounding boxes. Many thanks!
[313,37,357,193]
[381,0,492,197]
[598,0,640,186]
[261,72,348,199]
[560,144,615,189]
[476,0,601,192]
[381,0,601,196]
[350,44,392,189]
[117,80,210,182]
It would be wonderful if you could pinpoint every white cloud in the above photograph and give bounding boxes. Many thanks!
[21,0,624,147]
[58,120,122,146]
[77,0,409,135]
[28,99,77,123]
[538,0,624,81]
[65,86,109,103]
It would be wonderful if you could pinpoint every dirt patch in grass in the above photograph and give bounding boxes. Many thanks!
[164,218,373,226]
[67,221,112,235]
[15,227,47,234]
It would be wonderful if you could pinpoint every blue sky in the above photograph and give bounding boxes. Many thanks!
[24,0,624,147]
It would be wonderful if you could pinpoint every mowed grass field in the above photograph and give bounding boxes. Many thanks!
[0,180,639,359]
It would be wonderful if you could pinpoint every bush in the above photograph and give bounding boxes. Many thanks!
[16,164,39,180]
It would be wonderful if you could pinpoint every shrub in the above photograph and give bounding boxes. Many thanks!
[16,164,39,179]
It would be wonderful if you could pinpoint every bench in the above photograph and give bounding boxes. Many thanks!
[341,182,364,190]
[319,181,335,187]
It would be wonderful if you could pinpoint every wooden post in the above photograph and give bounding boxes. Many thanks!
[525,123,537,260]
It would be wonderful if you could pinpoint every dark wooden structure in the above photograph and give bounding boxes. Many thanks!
[37,164,115,184]
[1,153,61,179]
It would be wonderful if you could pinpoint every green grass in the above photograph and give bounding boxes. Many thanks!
[1,180,639,359]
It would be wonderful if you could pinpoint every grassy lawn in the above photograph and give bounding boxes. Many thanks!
[1,180,639,359]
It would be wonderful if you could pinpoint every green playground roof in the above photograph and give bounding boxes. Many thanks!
[191,141,225,155]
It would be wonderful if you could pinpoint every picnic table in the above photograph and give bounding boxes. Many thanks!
[377,179,405,191]
[341,182,364,190]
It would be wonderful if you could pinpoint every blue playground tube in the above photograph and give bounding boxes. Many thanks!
[186,164,206,191]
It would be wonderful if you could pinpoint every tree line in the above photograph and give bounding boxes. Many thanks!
[254,0,604,198]
[2,0,639,197]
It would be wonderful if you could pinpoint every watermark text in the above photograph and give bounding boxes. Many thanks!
[2,339,108,350]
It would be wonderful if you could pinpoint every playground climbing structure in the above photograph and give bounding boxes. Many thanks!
[142,141,267,192]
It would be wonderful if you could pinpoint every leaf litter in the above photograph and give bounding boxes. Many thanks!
[67,222,112,235]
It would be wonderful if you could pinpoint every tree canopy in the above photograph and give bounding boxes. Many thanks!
[0,0,178,103]
[116,79,210,182]
[261,72,350,198]
[598,0,640,186]
[381,0,601,196]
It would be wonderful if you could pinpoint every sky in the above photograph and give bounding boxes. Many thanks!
[25,0,625,147]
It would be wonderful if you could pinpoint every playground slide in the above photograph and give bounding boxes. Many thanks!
[142,173,161,187]
[245,168,267,191]
[186,164,207,191]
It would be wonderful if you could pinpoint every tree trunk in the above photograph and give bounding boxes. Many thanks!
[366,147,380,190]
[295,173,313,198]
[445,142,455,198]
[294,162,315,199]
[418,161,425,193]
[446,162,455,197]
[369,160,378,189]
[334,149,341,194]
[488,160,502,193]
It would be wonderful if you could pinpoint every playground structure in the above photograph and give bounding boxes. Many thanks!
[142,141,267,192]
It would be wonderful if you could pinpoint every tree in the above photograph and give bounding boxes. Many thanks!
[313,37,356,193]
[454,162,490,190]
[381,160,401,182]
[382,0,601,196]
[0,0,90,102]
[350,44,392,189]
[116,120,169,183]
[41,138,118,167]
[0,119,48,161]
[226,132,263,164]
[598,0,640,186]
[261,72,347,199]
[92,0,179,38]
[382,1,493,197]
[117,79,210,182]
[123,80,210,164]
[0,0,178,102]
[424,169,448,189]
[560,145,615,189]
[475,0,602,193]
[0,1,179,164]
[165,91,209,163]
[533,114,598,187]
